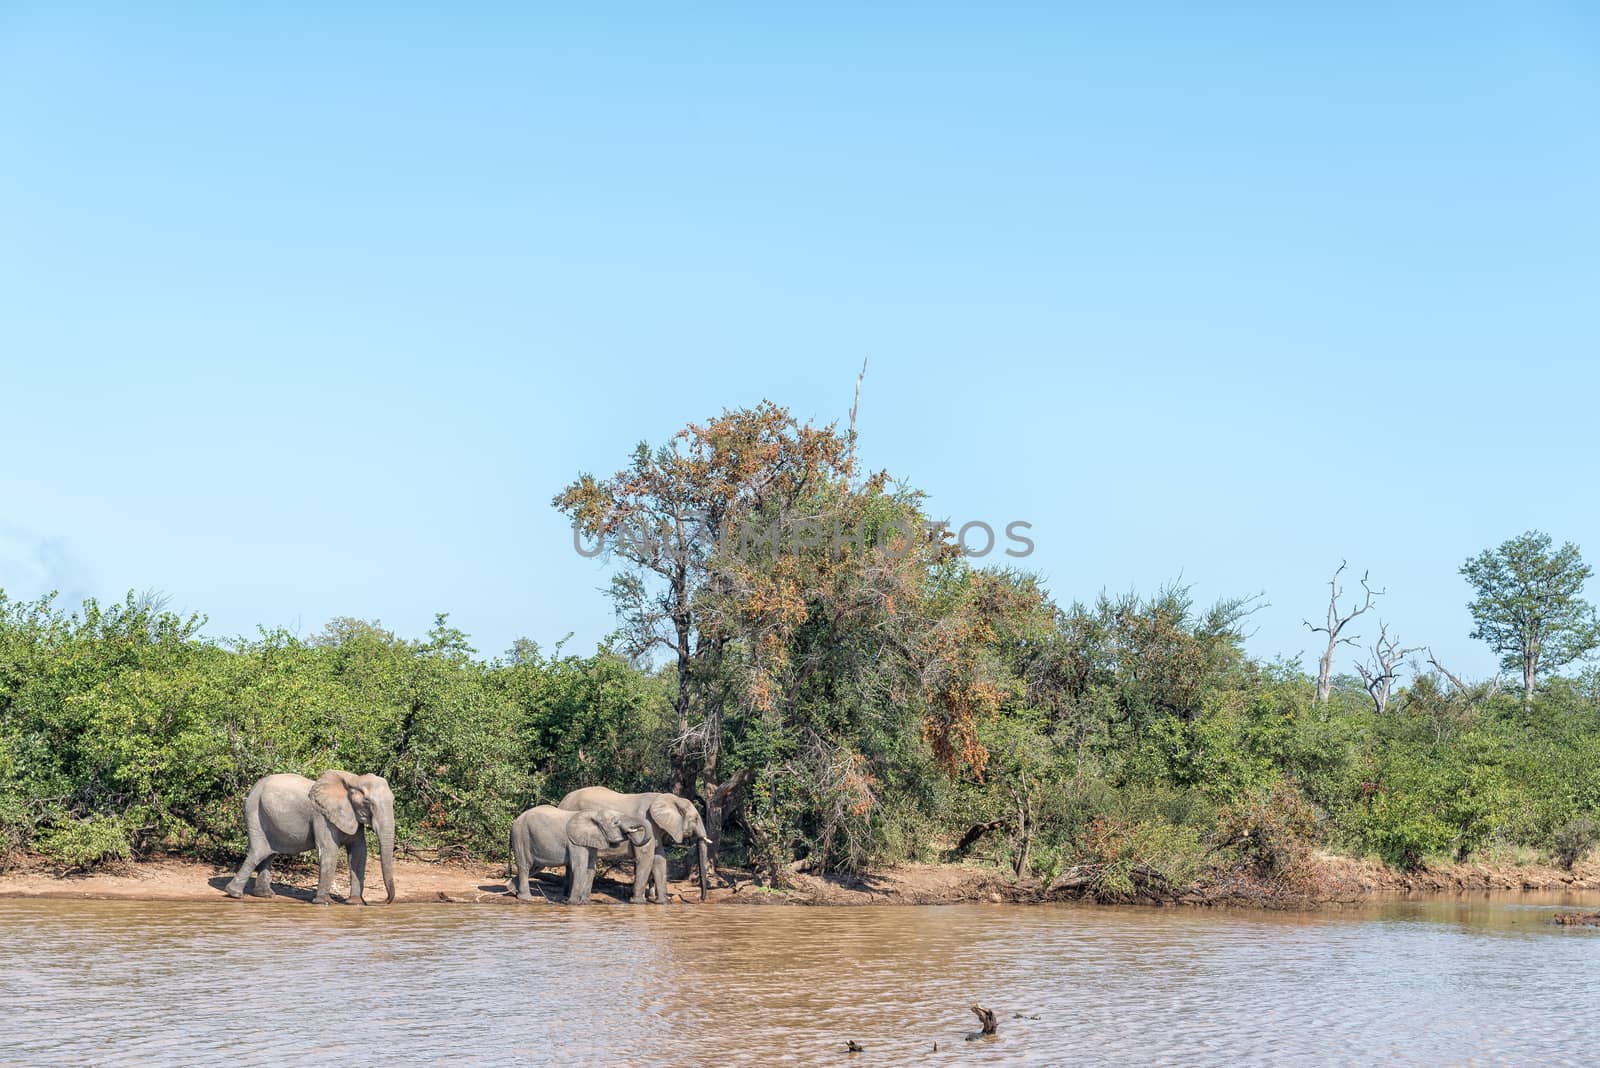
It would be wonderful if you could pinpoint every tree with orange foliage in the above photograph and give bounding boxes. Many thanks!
[554,402,857,798]
[556,401,1038,882]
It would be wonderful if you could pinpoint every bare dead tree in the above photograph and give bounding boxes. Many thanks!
[1424,648,1502,703]
[1419,647,1504,742]
[1304,562,1381,704]
[1353,621,1421,714]
[1425,647,1472,695]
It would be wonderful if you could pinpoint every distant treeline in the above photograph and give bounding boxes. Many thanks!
[3,404,1597,886]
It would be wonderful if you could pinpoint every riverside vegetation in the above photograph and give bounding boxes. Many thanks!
[2,403,1599,901]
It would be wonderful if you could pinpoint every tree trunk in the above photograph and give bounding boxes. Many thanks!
[702,768,753,870]
[1011,778,1032,879]
[669,588,692,795]
[1316,646,1335,704]
[695,837,710,901]
[702,635,727,784]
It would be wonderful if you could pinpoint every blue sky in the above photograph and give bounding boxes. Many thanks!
[2,5,1597,680]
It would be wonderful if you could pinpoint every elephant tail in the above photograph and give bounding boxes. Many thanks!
[507,826,516,882]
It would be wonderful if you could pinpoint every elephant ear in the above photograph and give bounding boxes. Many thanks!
[309,771,360,836]
[568,813,611,851]
[649,796,687,843]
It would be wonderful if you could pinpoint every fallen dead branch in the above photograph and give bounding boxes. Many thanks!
[966,1005,998,1041]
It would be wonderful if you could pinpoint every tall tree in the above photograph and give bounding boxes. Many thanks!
[556,400,1037,881]
[1461,531,1600,704]
[554,402,855,794]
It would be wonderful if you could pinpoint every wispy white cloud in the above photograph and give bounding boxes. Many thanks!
[0,522,95,607]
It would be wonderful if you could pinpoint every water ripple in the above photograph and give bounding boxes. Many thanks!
[0,895,1595,1066]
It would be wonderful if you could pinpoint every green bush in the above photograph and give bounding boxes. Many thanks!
[1071,811,1207,896]
[1553,816,1598,870]
[1,577,1597,882]
[37,814,134,870]
[1351,792,1454,870]
[0,792,29,871]
[1214,780,1320,878]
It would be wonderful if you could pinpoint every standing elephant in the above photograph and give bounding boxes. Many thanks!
[223,770,397,905]
[508,805,651,904]
[558,787,710,903]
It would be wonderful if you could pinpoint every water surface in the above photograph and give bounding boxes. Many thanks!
[1,893,1595,1066]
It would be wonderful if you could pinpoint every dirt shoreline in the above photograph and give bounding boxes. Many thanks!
[1,853,1595,909]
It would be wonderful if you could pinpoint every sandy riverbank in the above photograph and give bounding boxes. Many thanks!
[1,852,1596,908]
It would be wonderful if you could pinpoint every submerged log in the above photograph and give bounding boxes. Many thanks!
[965,1004,999,1041]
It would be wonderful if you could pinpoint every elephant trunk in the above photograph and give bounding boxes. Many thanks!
[376,811,397,904]
[696,835,710,902]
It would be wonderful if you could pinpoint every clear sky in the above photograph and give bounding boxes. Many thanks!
[3,5,1597,680]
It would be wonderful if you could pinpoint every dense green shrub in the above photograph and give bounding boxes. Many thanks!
[37,813,135,870]
[1215,780,1320,878]
[0,593,671,863]
[0,581,1595,879]
[1071,811,1208,896]
[1553,816,1598,870]
[1349,792,1455,870]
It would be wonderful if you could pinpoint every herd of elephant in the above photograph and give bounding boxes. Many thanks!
[221,770,712,906]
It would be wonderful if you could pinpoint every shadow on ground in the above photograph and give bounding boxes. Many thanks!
[205,875,356,904]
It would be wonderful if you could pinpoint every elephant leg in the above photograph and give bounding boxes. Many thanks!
[582,849,601,903]
[580,854,598,903]
[226,843,272,898]
[566,851,589,905]
[252,856,276,897]
[629,841,656,904]
[311,822,338,904]
[564,859,579,904]
[347,835,368,905]
[651,852,670,904]
[512,833,536,902]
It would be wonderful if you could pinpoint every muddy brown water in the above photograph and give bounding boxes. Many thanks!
[1,893,1596,1066]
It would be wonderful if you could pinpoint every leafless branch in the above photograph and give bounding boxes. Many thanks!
[1425,647,1472,695]
[1304,561,1383,703]
[1354,621,1421,714]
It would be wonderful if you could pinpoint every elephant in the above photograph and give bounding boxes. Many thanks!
[223,770,397,905]
[558,787,710,903]
[508,805,651,904]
